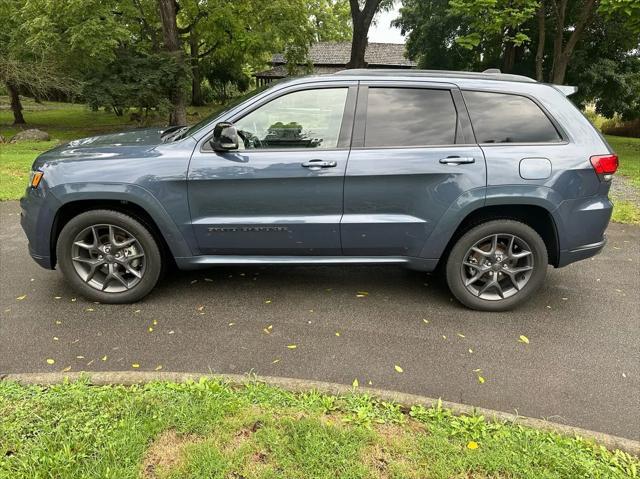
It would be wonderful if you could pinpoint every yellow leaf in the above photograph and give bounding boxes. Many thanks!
[16,295,26,301]
[352,378,359,387]
[518,335,530,344]
[272,358,280,364]
[76,355,85,359]
[468,348,473,354]
[287,344,297,349]
[263,328,271,334]
[86,308,94,312]
[62,366,72,372]
[442,335,447,340]
[228,322,235,326]
[335,331,341,337]
[457,333,466,338]
[101,355,107,361]
[53,337,59,341]
[134,309,141,313]
[132,363,140,368]
[46,358,55,365]
[71,298,76,302]
[196,305,204,311]
[422,319,429,324]
[152,319,158,325]
[55,320,62,325]
[264,300,272,304]
[467,441,479,450]
[148,327,153,332]
[155,365,163,371]
[54,296,62,300]
[477,375,485,384]
[394,365,403,373]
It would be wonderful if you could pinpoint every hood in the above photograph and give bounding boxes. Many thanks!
[66,127,168,147]
[32,127,175,169]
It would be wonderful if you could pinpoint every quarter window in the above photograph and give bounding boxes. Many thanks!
[234,88,348,150]
[463,91,562,143]
[364,88,458,147]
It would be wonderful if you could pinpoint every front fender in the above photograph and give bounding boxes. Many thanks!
[49,182,195,258]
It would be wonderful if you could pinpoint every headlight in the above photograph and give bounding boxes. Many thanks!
[29,170,44,188]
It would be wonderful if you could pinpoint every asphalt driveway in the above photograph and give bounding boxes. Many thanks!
[1,201,638,440]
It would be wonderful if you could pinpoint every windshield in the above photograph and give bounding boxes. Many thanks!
[179,84,273,139]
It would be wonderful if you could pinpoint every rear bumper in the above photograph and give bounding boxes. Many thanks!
[557,235,607,267]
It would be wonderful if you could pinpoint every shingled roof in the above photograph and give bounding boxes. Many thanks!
[272,42,414,67]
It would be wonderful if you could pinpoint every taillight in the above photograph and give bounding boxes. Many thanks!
[590,154,618,176]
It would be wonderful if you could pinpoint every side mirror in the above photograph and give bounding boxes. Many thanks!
[211,122,239,151]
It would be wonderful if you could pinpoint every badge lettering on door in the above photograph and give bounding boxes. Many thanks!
[207,226,290,233]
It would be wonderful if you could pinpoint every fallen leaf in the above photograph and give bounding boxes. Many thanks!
[71,298,76,302]
[86,308,94,312]
[134,309,141,313]
[264,300,272,304]
[101,355,107,361]
[53,337,59,341]
[204,278,213,282]
[148,327,153,332]
[168,330,175,335]
[467,441,479,450]
[190,280,198,284]
[62,366,71,372]
[152,319,158,325]
[16,295,26,301]
[518,335,530,344]
[196,305,205,311]
[55,320,62,325]
[132,363,140,368]
[46,358,55,365]
[76,355,85,359]
[287,344,297,349]
[335,331,341,337]
[468,348,473,354]
[457,333,466,338]
[352,378,359,387]
[272,358,280,364]
[477,376,486,384]
[155,365,163,371]
[54,296,62,300]
[422,319,429,324]
[228,322,235,326]
[442,335,447,340]
[394,365,404,373]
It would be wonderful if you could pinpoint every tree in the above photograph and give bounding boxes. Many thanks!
[309,0,353,42]
[157,0,188,125]
[347,0,393,68]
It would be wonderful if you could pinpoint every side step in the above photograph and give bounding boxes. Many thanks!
[175,255,438,271]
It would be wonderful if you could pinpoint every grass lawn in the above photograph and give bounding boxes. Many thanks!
[1,379,637,479]
[1,99,639,223]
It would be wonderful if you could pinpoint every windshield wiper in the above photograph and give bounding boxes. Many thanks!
[161,126,188,143]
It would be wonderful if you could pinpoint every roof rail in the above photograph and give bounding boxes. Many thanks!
[334,68,536,83]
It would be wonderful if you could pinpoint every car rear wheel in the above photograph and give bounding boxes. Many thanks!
[56,210,162,304]
[445,220,548,311]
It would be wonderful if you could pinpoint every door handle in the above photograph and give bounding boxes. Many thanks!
[301,159,337,169]
[439,156,475,165]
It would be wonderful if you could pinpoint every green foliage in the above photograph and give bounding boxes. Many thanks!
[1,379,638,479]
[83,49,184,116]
[308,0,353,42]
[448,0,539,49]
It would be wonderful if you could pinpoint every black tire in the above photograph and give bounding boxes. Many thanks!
[445,220,548,312]
[56,210,162,304]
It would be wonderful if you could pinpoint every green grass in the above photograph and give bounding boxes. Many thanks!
[607,135,640,188]
[611,199,640,224]
[0,379,637,479]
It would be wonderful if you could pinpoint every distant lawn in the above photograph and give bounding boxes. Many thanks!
[1,379,637,479]
[607,135,640,188]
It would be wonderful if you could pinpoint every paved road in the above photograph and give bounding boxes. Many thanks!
[1,201,638,440]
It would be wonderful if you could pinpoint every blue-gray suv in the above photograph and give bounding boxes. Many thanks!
[20,69,618,311]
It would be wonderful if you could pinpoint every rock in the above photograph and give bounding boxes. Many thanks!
[10,129,50,142]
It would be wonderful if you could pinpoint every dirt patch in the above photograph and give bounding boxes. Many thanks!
[140,430,201,479]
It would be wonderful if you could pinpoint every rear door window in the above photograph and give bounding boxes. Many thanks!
[364,88,457,147]
[463,91,562,144]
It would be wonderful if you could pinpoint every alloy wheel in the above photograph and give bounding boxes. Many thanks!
[70,224,146,293]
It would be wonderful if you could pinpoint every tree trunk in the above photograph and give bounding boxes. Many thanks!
[535,4,546,82]
[346,0,382,69]
[502,44,516,73]
[189,30,205,107]
[348,19,368,68]
[157,0,187,126]
[7,82,26,125]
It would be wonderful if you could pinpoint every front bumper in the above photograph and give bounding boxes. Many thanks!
[20,186,59,270]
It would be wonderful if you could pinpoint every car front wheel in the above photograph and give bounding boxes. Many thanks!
[56,210,162,304]
[445,220,548,311]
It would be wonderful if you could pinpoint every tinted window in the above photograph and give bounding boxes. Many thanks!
[463,91,561,143]
[234,88,348,149]
[365,88,457,147]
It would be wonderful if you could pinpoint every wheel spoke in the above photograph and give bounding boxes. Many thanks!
[502,270,521,291]
[490,234,498,254]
